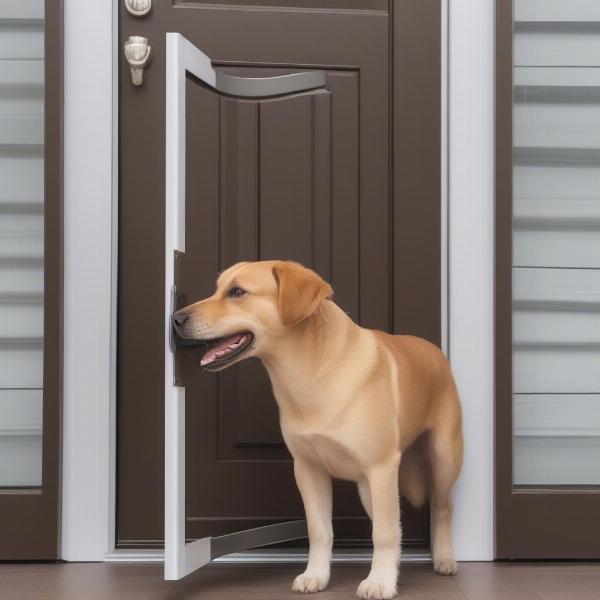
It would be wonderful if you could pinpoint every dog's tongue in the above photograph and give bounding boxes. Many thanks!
[201,333,247,366]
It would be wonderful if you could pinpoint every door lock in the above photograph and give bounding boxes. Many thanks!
[124,36,151,86]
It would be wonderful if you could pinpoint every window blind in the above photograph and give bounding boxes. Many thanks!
[513,0,600,484]
[0,0,44,486]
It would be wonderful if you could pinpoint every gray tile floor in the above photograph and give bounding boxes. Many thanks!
[1,561,599,600]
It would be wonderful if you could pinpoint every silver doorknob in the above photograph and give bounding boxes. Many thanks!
[125,0,151,17]
[124,36,151,86]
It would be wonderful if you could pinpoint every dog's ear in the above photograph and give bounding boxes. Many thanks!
[272,262,333,328]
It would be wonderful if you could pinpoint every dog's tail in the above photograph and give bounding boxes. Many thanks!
[399,433,430,510]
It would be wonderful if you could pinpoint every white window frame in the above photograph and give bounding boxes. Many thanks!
[61,0,495,562]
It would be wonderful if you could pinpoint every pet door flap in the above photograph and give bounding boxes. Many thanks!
[164,32,325,580]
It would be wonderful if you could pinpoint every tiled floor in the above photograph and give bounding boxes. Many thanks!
[0,561,599,599]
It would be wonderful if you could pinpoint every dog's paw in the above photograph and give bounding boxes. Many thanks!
[292,570,329,594]
[433,557,458,576]
[356,576,398,600]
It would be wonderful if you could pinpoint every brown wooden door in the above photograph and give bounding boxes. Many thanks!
[118,1,441,550]
[0,0,61,560]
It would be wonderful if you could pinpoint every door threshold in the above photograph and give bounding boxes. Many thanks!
[105,547,431,564]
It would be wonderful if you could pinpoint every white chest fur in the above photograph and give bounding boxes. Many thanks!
[282,421,366,482]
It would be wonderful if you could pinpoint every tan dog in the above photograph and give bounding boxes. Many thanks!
[172,260,463,600]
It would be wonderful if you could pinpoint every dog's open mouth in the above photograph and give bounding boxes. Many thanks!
[199,332,254,371]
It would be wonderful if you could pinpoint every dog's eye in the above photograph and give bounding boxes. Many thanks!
[227,286,246,299]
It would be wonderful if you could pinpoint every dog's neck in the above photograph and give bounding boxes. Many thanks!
[260,300,363,413]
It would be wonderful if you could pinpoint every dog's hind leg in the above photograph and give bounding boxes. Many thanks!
[428,402,463,576]
[398,432,430,510]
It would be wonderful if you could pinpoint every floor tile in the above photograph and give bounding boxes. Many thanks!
[0,561,599,600]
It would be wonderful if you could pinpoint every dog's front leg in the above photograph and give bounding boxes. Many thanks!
[292,458,333,594]
[357,457,401,600]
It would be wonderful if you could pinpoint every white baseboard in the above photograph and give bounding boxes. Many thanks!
[104,548,432,564]
[105,548,163,563]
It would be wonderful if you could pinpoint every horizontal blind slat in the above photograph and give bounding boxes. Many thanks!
[0,1,44,21]
[516,0,600,22]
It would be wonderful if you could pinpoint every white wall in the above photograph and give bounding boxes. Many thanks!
[448,0,495,560]
[62,0,116,560]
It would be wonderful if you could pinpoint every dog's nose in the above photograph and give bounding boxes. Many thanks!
[172,311,189,328]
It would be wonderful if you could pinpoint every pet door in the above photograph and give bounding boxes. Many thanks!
[164,33,327,580]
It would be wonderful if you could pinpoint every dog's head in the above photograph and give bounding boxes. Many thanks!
[171,260,333,371]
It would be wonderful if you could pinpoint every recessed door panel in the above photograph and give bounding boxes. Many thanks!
[177,67,372,535]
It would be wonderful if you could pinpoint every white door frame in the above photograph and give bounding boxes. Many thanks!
[62,0,118,561]
[61,0,495,562]
[448,0,495,561]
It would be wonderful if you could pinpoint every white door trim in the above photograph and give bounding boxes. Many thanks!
[60,0,495,562]
[448,0,495,561]
[61,0,118,560]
